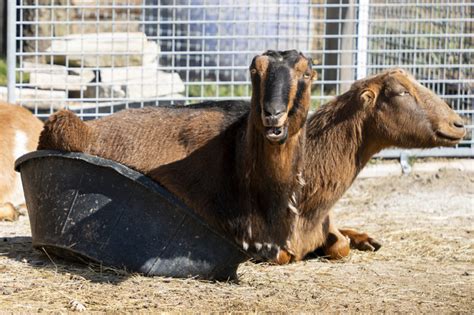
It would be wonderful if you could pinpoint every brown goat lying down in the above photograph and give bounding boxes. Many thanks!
[39,68,465,262]
[39,50,316,263]
[290,69,465,260]
[0,102,43,221]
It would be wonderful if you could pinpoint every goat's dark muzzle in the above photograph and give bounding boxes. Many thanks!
[265,125,288,143]
[262,112,289,143]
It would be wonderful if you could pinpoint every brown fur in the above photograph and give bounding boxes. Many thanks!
[39,68,464,262]
[0,102,43,221]
[289,68,465,260]
[38,51,316,262]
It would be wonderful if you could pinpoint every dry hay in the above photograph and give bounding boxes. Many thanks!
[0,168,472,312]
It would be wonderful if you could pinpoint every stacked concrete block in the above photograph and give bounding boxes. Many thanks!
[17,1,185,109]
[96,64,185,99]
[21,0,144,54]
[0,86,67,110]
[47,33,159,67]
[27,32,185,104]
[24,62,95,92]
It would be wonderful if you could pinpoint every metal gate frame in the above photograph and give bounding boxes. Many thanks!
[6,0,473,158]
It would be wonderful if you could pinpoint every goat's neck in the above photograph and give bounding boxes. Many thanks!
[300,92,384,214]
[244,111,304,186]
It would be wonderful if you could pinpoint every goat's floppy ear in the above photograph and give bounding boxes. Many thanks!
[360,89,377,108]
[311,70,318,81]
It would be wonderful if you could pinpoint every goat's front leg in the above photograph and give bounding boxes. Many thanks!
[320,215,351,259]
[318,213,382,259]
[338,228,382,252]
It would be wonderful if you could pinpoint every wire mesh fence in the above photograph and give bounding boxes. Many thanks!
[6,0,473,156]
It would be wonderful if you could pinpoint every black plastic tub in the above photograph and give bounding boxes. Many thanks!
[15,150,249,280]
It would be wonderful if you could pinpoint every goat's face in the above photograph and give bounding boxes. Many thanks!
[250,50,316,144]
[359,69,466,148]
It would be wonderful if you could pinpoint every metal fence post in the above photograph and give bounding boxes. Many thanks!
[7,0,16,104]
[356,0,369,80]
[400,151,412,174]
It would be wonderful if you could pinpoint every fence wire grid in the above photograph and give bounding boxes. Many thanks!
[6,0,473,157]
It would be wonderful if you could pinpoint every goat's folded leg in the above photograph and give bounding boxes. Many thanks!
[317,214,382,259]
[319,219,351,259]
[338,228,382,252]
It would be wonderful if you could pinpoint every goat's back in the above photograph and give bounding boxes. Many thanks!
[0,102,43,205]
[39,101,250,174]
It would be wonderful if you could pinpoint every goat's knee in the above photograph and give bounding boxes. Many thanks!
[322,231,351,259]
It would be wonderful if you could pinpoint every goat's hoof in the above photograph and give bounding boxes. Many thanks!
[339,228,382,252]
[355,237,382,252]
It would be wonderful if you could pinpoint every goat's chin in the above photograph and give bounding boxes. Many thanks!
[265,125,288,144]
[398,134,461,149]
[434,129,465,146]
[433,132,463,147]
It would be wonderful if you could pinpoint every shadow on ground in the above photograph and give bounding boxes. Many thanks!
[0,236,131,284]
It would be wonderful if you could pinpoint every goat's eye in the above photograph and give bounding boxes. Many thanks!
[398,91,410,96]
[250,68,257,75]
[303,72,311,80]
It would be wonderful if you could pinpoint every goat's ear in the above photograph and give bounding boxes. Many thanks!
[360,89,377,108]
[311,70,318,81]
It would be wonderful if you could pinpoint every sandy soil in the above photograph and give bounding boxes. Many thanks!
[1,168,473,313]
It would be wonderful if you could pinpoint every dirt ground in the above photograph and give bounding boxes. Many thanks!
[1,168,472,313]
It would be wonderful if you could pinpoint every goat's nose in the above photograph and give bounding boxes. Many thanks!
[263,108,284,117]
[453,120,464,129]
[262,109,286,127]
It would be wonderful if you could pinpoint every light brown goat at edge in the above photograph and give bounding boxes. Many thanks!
[0,102,43,221]
[39,50,317,263]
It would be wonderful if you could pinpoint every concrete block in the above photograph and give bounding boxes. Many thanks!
[23,62,95,91]
[54,22,142,37]
[99,63,160,83]
[47,33,159,67]
[0,87,67,110]
[86,66,185,99]
[125,72,185,99]
[83,84,126,99]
